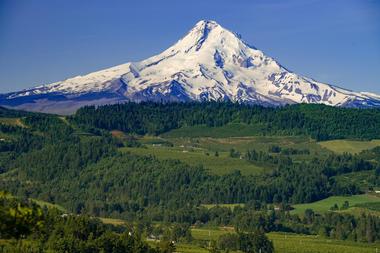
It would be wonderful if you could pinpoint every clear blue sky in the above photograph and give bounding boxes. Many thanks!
[0,0,379,93]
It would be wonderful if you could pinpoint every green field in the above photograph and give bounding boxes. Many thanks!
[100,221,380,253]
[0,117,25,140]
[99,217,128,226]
[318,139,380,154]
[202,203,245,210]
[161,123,267,138]
[112,130,380,179]
[167,135,318,152]
[192,227,234,241]
[163,125,328,157]
[0,192,67,212]
[121,146,268,175]
[175,243,210,253]
[120,133,334,175]
[23,195,380,253]
[0,117,24,127]
[188,228,380,253]
[291,194,380,215]
[268,232,380,253]
[30,198,67,212]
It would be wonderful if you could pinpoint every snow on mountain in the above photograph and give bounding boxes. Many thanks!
[1,20,380,114]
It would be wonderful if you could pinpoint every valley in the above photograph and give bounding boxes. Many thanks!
[1,102,380,252]
[1,2,379,252]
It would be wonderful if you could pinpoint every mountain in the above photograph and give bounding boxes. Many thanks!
[1,20,380,114]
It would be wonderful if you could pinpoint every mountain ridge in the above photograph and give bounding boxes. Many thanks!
[1,19,380,114]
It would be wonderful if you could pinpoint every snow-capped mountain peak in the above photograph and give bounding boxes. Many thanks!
[1,20,380,114]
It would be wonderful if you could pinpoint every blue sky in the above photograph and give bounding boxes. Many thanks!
[0,0,379,93]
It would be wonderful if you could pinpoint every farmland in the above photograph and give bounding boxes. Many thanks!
[161,123,266,138]
[290,194,380,215]
[120,133,332,175]
[186,228,380,253]
[140,226,380,253]
[268,232,380,253]
[121,145,267,175]
[2,103,380,252]
[318,139,380,154]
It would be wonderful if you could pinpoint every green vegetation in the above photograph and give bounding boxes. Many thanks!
[120,134,331,175]
[355,202,380,212]
[0,193,161,253]
[334,170,380,192]
[121,146,266,175]
[71,102,380,140]
[166,136,327,156]
[2,103,380,252]
[202,203,245,210]
[162,123,266,138]
[175,243,209,253]
[190,228,380,253]
[163,135,329,165]
[99,217,128,226]
[30,198,67,212]
[0,117,25,127]
[319,139,380,154]
[291,194,380,215]
[191,228,232,241]
[267,232,380,253]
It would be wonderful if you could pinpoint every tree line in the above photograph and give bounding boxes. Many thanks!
[71,102,380,140]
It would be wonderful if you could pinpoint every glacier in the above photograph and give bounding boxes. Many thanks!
[1,20,380,114]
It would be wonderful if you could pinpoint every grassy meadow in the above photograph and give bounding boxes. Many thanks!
[318,139,380,154]
[121,145,267,175]
[0,117,25,140]
[0,117,25,127]
[99,217,128,226]
[187,228,380,253]
[161,123,266,138]
[119,131,332,175]
[30,198,67,212]
[267,232,380,253]
[290,194,380,215]
[201,203,245,210]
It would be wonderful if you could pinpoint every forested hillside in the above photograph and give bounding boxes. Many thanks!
[72,102,380,140]
[1,103,380,252]
[0,192,164,252]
